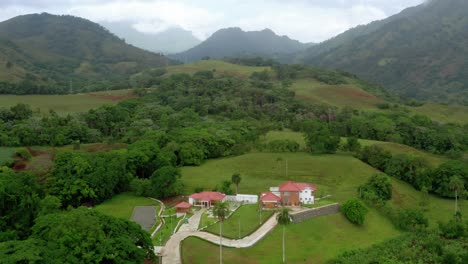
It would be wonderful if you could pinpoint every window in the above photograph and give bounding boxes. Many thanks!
[283,192,290,196]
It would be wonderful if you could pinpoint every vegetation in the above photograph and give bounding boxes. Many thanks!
[277,208,292,263]
[94,192,160,220]
[341,199,368,225]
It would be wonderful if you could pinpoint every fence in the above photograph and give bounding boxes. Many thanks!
[290,203,340,223]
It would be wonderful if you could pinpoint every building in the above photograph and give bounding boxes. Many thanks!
[188,191,226,207]
[175,202,192,214]
[260,192,281,208]
[278,181,317,206]
[224,194,258,204]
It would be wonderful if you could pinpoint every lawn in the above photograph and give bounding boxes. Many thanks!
[94,192,161,220]
[165,60,270,79]
[0,89,132,114]
[153,212,183,246]
[0,147,16,165]
[203,204,274,239]
[182,209,401,264]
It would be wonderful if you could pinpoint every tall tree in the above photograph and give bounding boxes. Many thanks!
[449,175,464,214]
[277,207,291,263]
[213,201,230,264]
[231,173,242,194]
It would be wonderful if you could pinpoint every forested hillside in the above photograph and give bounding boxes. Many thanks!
[299,0,468,104]
[0,13,171,95]
[171,27,310,62]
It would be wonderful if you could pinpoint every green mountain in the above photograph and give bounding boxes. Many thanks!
[101,21,201,54]
[0,13,171,94]
[298,0,468,104]
[171,27,311,62]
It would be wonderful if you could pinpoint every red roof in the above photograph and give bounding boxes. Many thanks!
[260,192,281,202]
[175,202,192,209]
[189,192,226,201]
[279,181,317,192]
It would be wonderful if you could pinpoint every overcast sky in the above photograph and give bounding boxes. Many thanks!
[0,0,425,42]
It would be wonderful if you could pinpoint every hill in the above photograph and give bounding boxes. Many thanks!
[0,13,171,94]
[170,27,310,62]
[298,0,468,105]
[101,21,201,54]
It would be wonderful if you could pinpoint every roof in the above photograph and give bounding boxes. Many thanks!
[189,191,226,201]
[175,202,192,209]
[279,181,317,192]
[260,192,281,202]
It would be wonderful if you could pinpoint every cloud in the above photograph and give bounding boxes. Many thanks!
[0,0,425,42]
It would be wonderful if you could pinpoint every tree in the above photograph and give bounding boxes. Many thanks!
[396,209,428,231]
[277,207,291,263]
[449,176,464,214]
[303,121,340,154]
[231,173,242,194]
[150,166,183,199]
[341,199,368,225]
[213,201,230,264]
[360,174,392,203]
[346,137,361,152]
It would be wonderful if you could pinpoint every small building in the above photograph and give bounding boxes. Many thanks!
[224,194,259,204]
[260,192,281,208]
[278,181,317,206]
[188,191,226,207]
[175,202,192,214]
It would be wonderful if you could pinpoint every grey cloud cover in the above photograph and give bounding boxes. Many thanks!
[0,0,425,42]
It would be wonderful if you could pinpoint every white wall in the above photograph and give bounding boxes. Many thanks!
[299,188,315,204]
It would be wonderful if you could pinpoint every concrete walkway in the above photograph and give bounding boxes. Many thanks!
[160,211,278,264]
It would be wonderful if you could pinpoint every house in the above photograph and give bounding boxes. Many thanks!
[278,181,317,206]
[260,192,281,208]
[188,191,226,207]
[175,202,192,214]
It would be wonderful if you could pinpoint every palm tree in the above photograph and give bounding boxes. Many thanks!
[213,201,230,264]
[449,175,464,214]
[231,173,242,194]
[277,207,291,263]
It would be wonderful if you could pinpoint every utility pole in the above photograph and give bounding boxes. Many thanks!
[238,219,241,239]
[286,159,288,178]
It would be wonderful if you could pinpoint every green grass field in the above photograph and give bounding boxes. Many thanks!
[182,210,400,264]
[0,147,16,165]
[0,89,132,114]
[204,204,274,239]
[408,103,468,124]
[180,151,464,263]
[94,192,160,220]
[165,60,270,79]
[153,213,183,246]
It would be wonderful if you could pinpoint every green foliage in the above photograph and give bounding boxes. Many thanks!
[359,174,392,203]
[150,166,183,199]
[265,139,300,152]
[129,178,153,197]
[344,137,361,152]
[341,199,368,225]
[304,121,340,154]
[213,201,230,222]
[438,215,466,239]
[15,147,32,160]
[276,208,291,226]
[231,173,242,194]
[395,208,428,231]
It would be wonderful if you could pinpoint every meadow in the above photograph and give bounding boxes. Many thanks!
[94,192,160,220]
[0,89,132,114]
[165,60,270,79]
[0,147,15,164]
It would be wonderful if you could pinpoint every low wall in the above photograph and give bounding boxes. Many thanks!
[290,203,340,223]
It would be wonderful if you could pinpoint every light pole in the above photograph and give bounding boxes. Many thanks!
[238,219,241,239]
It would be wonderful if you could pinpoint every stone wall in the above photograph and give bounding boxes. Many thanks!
[290,203,340,223]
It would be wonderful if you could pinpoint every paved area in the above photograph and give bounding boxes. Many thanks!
[130,206,156,231]
[160,210,278,264]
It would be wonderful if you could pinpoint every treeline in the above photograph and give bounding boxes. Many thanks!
[357,145,467,199]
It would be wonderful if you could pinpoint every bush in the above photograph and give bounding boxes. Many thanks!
[266,139,300,152]
[15,148,32,160]
[341,199,368,225]
[395,208,428,231]
[345,137,361,152]
[130,178,153,197]
[360,174,392,203]
[439,214,466,239]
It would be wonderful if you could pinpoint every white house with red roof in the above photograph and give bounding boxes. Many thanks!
[188,191,226,207]
[268,181,317,206]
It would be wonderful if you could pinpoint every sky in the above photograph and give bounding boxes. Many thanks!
[0,0,425,43]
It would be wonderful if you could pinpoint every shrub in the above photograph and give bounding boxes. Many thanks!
[360,174,392,203]
[266,139,300,152]
[341,199,368,225]
[345,137,361,152]
[395,208,428,231]
[15,147,32,160]
[130,178,153,197]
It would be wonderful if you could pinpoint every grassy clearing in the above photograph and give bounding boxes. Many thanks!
[203,204,274,239]
[94,192,160,220]
[260,130,307,149]
[182,210,400,264]
[165,60,270,79]
[407,103,468,124]
[0,147,16,165]
[0,89,132,114]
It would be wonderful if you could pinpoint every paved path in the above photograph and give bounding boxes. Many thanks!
[161,211,278,264]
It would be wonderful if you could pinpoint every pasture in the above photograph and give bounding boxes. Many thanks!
[94,192,160,220]
[165,60,270,79]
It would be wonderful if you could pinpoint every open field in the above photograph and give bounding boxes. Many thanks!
[407,103,468,124]
[0,89,133,114]
[0,147,15,164]
[165,60,270,79]
[95,192,160,220]
[182,210,400,264]
[290,79,384,110]
[204,204,274,239]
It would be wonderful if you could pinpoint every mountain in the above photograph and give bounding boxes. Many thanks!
[101,21,201,54]
[298,0,468,104]
[171,27,311,62]
[0,13,171,94]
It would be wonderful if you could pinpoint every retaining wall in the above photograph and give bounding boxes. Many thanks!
[290,203,340,223]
